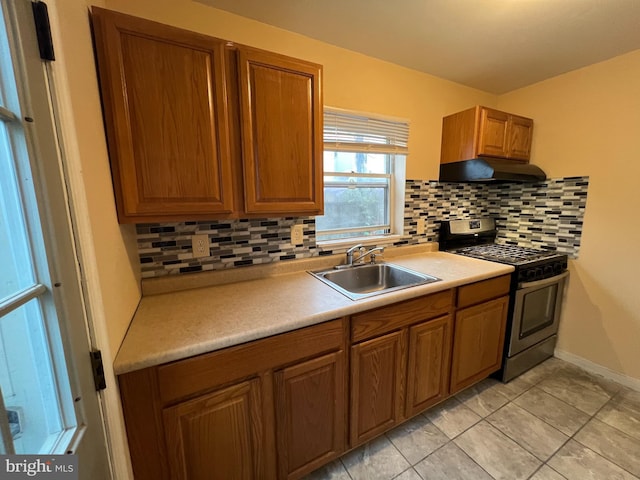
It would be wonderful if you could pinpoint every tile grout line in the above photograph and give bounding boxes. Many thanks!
[528,371,638,479]
[513,368,621,478]
[454,368,620,479]
[566,392,640,479]
[325,360,636,480]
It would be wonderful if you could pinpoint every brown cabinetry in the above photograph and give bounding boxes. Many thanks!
[274,352,345,479]
[118,275,513,478]
[406,315,453,416]
[119,319,346,480]
[440,105,533,164]
[163,379,264,480]
[450,275,510,394]
[349,290,454,446]
[239,49,323,215]
[350,331,405,446]
[91,8,235,222]
[91,8,323,223]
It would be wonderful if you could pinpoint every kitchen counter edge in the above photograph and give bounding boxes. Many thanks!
[114,251,513,375]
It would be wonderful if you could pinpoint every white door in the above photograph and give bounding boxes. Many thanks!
[0,0,110,477]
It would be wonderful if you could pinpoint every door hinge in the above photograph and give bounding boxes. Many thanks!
[90,350,107,391]
[31,1,55,61]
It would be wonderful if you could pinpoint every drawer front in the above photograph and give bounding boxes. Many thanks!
[351,290,454,343]
[457,275,511,309]
[158,318,344,404]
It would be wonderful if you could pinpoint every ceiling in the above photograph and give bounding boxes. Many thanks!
[197,0,640,94]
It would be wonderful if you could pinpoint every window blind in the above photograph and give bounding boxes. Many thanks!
[323,108,409,154]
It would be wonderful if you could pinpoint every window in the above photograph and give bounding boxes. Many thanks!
[316,108,408,243]
[0,6,77,454]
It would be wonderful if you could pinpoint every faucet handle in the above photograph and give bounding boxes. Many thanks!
[346,243,364,254]
[369,247,385,264]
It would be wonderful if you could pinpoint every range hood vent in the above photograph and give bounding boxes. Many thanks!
[439,158,546,183]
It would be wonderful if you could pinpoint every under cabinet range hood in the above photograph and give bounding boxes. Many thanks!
[439,158,547,183]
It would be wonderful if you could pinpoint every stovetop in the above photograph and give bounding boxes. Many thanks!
[439,218,568,282]
[451,244,561,266]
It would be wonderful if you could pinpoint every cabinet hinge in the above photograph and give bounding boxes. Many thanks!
[90,350,107,391]
[31,1,55,61]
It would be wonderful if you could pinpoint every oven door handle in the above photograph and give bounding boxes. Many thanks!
[518,270,569,289]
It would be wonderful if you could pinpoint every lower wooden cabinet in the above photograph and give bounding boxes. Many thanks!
[163,379,264,480]
[349,290,455,447]
[406,315,453,416]
[350,314,454,446]
[119,277,513,478]
[350,331,405,446]
[119,319,346,480]
[450,296,509,394]
[274,352,346,479]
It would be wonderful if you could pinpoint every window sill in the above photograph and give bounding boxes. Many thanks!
[316,234,403,251]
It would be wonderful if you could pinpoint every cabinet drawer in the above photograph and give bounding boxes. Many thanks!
[351,290,454,343]
[157,318,344,404]
[457,275,510,309]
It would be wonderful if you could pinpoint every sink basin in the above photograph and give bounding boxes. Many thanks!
[309,262,440,300]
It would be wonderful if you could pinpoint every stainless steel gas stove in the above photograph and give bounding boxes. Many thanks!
[439,218,569,382]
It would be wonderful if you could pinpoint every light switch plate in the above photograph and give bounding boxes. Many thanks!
[191,234,210,258]
[291,224,304,246]
[416,218,426,235]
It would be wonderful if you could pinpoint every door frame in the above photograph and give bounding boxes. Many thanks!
[1,0,114,472]
[43,1,139,478]
[6,0,138,478]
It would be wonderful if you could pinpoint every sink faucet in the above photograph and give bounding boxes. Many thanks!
[341,244,385,268]
[345,244,365,266]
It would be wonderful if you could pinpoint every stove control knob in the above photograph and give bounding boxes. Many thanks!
[526,269,537,281]
[553,263,563,274]
[544,265,553,277]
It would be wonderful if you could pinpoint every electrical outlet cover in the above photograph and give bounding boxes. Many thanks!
[417,218,426,235]
[291,224,304,245]
[191,234,210,258]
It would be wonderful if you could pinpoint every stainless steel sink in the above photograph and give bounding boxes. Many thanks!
[309,262,440,300]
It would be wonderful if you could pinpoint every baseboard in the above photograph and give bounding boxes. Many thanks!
[554,349,640,392]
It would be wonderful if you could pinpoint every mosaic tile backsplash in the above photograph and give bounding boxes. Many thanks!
[136,176,588,277]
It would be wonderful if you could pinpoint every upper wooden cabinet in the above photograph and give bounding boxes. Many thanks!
[440,105,533,164]
[239,49,323,215]
[91,8,323,223]
[91,8,235,222]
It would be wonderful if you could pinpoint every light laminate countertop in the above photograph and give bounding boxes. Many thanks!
[114,251,513,375]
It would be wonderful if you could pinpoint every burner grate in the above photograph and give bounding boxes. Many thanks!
[455,244,558,265]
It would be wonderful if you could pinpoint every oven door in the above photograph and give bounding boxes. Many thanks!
[508,271,569,356]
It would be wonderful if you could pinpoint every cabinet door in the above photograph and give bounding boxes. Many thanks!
[92,8,234,222]
[238,48,323,215]
[477,107,510,158]
[163,379,264,480]
[351,331,405,446]
[507,115,533,161]
[450,297,509,394]
[405,316,452,417]
[274,352,346,479]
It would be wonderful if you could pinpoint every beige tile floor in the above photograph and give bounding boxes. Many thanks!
[305,358,640,480]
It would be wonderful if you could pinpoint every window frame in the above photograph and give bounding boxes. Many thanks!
[317,108,408,246]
